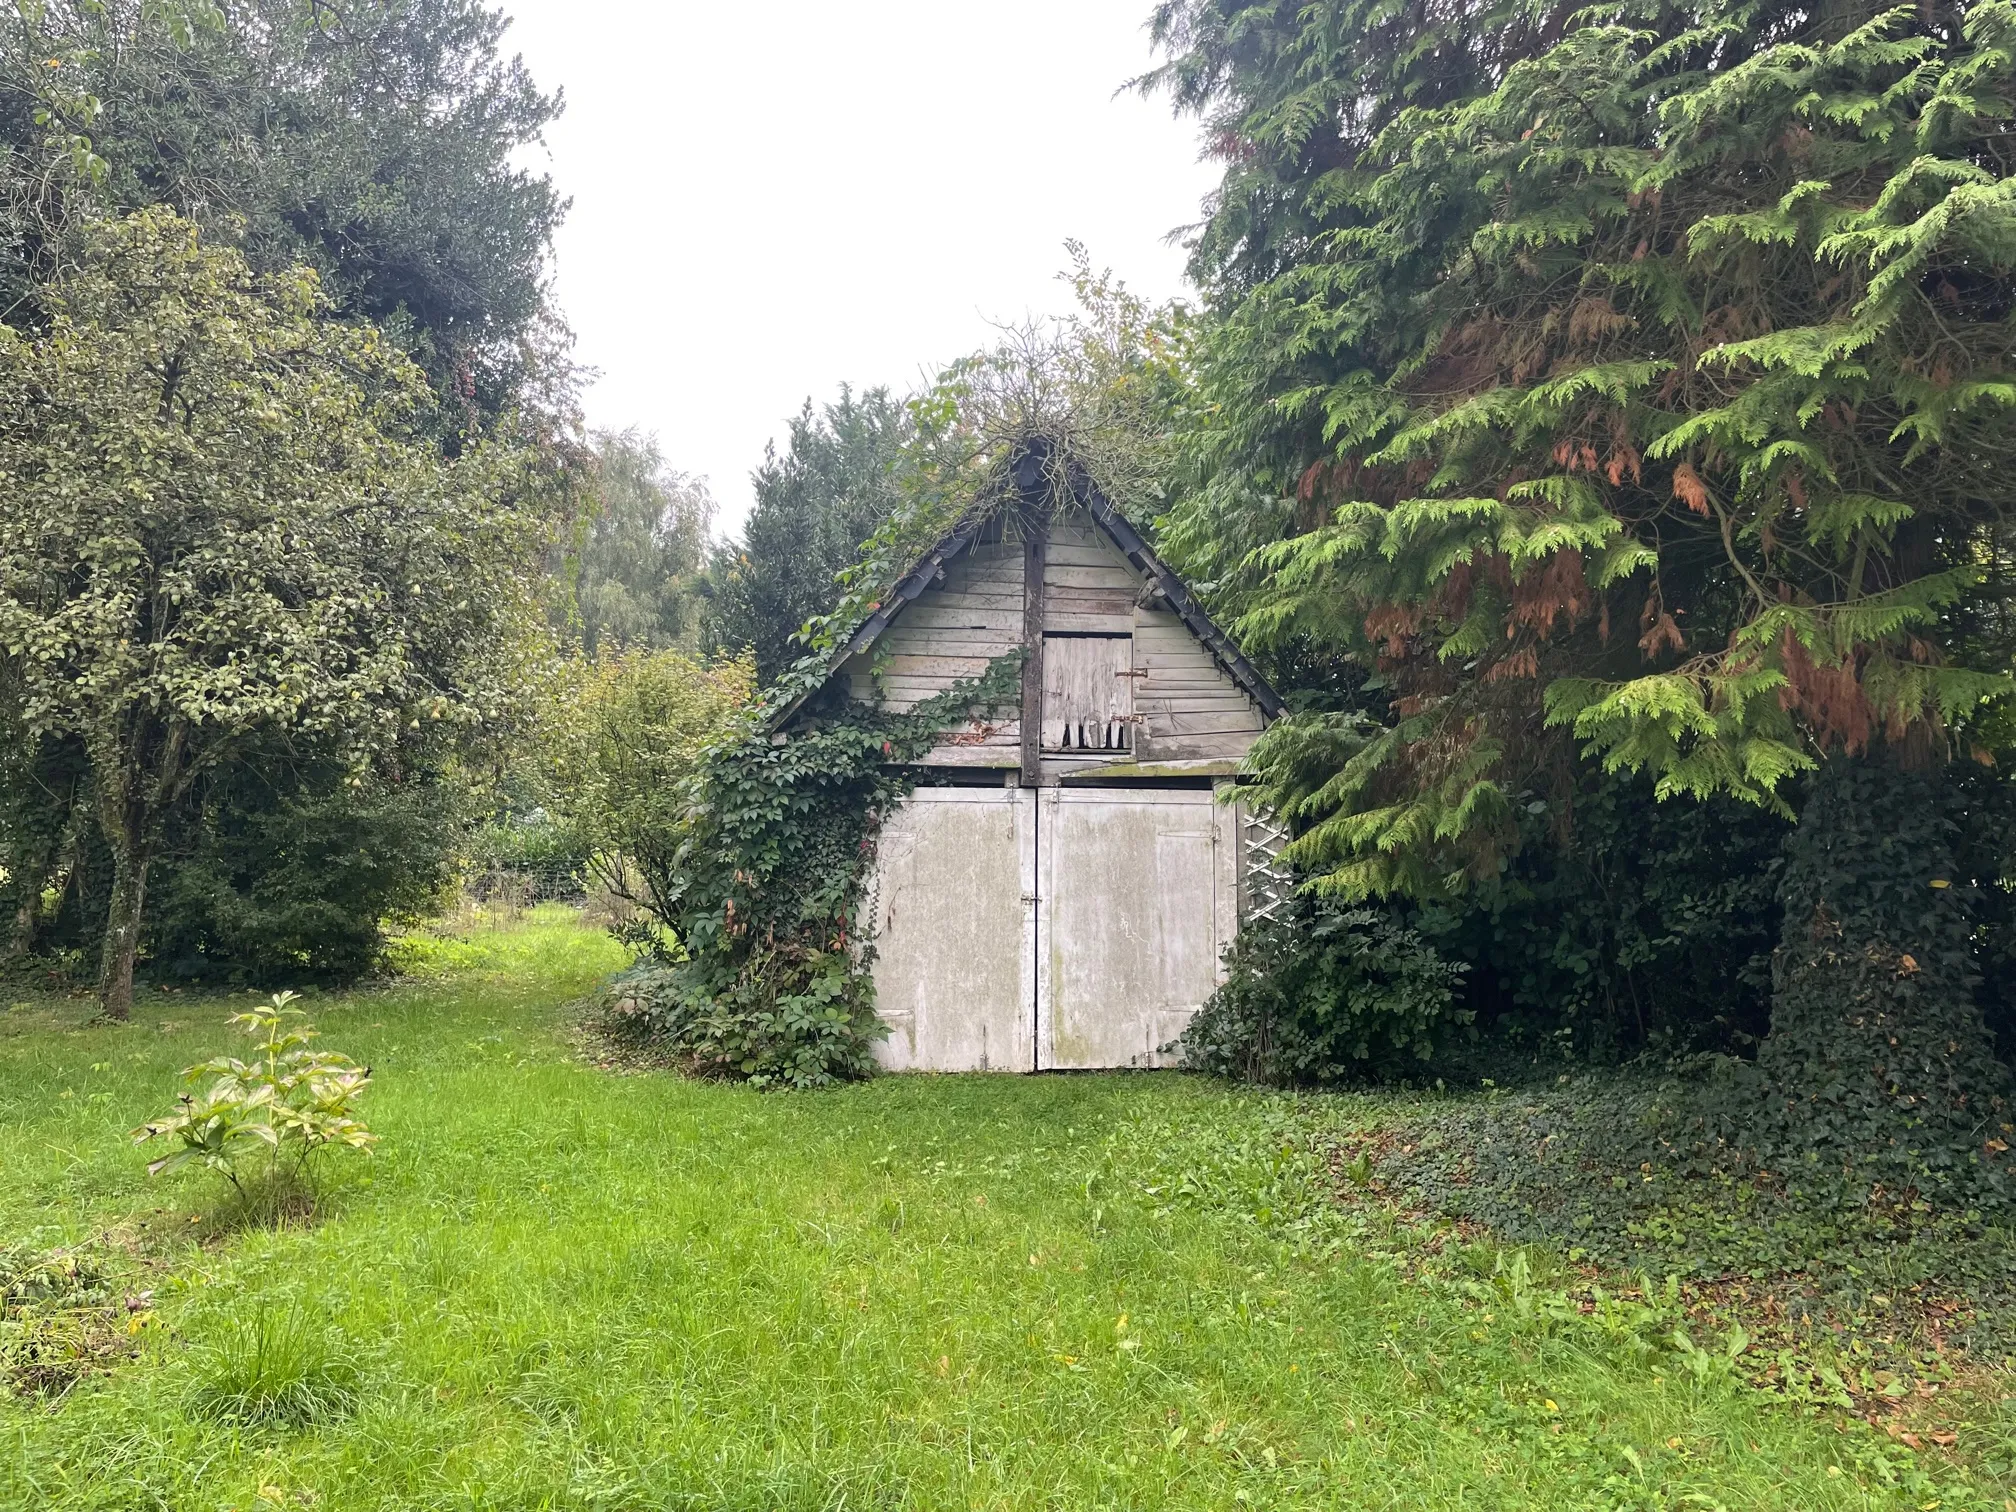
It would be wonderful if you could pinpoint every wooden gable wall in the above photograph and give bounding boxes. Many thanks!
[838,509,1266,771]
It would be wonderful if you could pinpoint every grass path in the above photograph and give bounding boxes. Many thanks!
[0,911,2006,1510]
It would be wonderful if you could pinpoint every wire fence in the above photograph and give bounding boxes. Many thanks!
[462,864,591,908]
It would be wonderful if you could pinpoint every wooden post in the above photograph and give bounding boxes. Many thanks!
[1020,505,1048,787]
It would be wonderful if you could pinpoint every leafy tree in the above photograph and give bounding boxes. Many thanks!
[0,0,574,987]
[0,0,563,423]
[0,209,546,1017]
[561,430,713,655]
[537,647,754,928]
[704,388,907,684]
[1150,0,2016,1144]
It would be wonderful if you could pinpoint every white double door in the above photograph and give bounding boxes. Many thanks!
[867,786,1237,1072]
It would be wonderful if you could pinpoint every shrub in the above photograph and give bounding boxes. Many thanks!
[149,755,467,984]
[1178,902,1468,1085]
[132,992,376,1220]
[605,949,882,1089]
[1414,767,1789,1062]
[535,647,755,922]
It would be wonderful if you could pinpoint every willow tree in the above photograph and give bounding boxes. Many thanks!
[0,210,545,1016]
[1152,0,2016,1179]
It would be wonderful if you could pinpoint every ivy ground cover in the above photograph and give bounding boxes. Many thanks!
[1,910,2009,1510]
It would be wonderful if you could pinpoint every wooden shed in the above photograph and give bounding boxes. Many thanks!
[784,463,1286,1072]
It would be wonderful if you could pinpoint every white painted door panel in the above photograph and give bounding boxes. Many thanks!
[1036,788,1236,1070]
[867,788,1035,1072]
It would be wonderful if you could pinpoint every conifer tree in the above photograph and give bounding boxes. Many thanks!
[704,389,906,685]
[1152,0,2016,1166]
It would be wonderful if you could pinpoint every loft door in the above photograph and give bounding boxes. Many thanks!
[1042,633,1134,754]
[1033,788,1237,1070]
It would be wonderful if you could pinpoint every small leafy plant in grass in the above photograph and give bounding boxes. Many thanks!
[132,991,376,1224]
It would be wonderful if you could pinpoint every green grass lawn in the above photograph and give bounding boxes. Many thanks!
[1,909,2008,1511]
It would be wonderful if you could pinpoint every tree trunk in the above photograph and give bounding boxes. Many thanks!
[96,836,149,1022]
[1759,755,2013,1198]
[6,895,36,962]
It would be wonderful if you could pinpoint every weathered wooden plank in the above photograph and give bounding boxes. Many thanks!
[849,674,1023,700]
[1140,728,1262,754]
[1134,624,1212,646]
[1135,648,1224,669]
[1047,610,1135,629]
[1046,590,1135,613]
[1045,612,1135,634]
[887,605,1024,631]
[878,633,1022,657]
[1136,662,1234,677]
[873,653,999,679]
[1044,542,1134,570]
[877,641,1017,665]
[1150,710,1266,736]
[1044,563,1138,591]
[1136,675,1242,692]
[917,747,1022,768]
[1048,596,1145,616]
[1138,695,1265,716]
[881,616,1019,639]
[872,652,1014,676]
[1137,654,1238,675]
[912,589,1024,610]
[1135,636,1231,657]
[1048,580,1135,600]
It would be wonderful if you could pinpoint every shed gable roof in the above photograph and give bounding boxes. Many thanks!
[778,475,1284,729]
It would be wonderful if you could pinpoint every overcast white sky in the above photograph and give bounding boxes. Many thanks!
[497,0,1220,538]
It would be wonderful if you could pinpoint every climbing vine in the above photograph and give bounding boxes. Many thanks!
[606,652,1024,1088]
[606,270,1186,1086]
